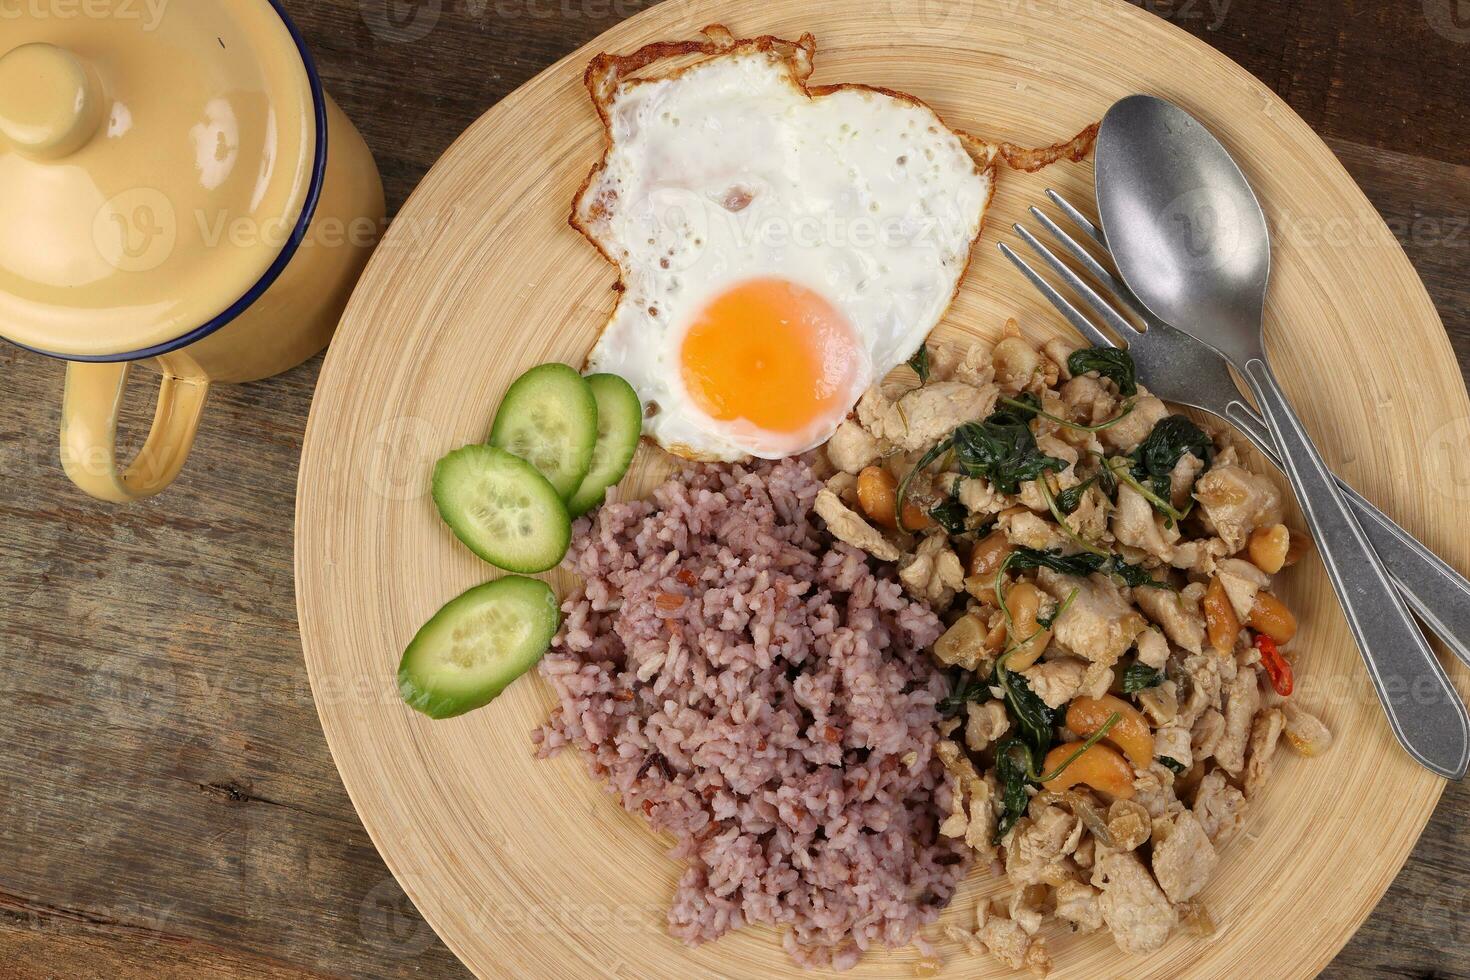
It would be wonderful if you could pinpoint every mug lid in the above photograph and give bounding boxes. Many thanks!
[0,0,324,360]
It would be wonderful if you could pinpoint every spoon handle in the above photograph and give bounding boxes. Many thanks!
[1224,403,1470,671]
[1242,358,1469,779]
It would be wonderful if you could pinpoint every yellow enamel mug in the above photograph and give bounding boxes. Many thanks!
[0,0,384,503]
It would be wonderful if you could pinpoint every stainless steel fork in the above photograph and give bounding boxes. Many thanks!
[1001,188,1470,670]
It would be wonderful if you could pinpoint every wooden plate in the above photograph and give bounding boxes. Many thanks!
[295,1,1470,976]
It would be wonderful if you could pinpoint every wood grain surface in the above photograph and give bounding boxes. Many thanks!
[1,1,1467,977]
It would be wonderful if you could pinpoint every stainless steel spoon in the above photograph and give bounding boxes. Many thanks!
[1095,94,1470,780]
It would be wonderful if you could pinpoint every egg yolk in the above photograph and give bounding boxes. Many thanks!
[679,278,862,441]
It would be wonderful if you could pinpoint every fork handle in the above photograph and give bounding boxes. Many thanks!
[1224,400,1470,672]
[1240,358,1469,779]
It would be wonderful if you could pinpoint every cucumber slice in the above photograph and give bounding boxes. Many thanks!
[489,364,599,500]
[567,374,644,517]
[433,445,571,573]
[398,576,561,719]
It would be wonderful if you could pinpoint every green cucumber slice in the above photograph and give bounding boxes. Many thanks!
[489,363,599,500]
[432,445,571,573]
[398,576,560,719]
[567,373,644,517]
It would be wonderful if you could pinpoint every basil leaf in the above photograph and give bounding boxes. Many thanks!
[993,739,1035,842]
[1121,663,1165,693]
[995,667,1054,757]
[938,672,986,718]
[908,345,931,384]
[929,498,970,535]
[1158,756,1187,775]
[950,404,1067,495]
[1068,347,1138,396]
[1129,415,1213,502]
[1054,476,1096,515]
[1002,546,1172,591]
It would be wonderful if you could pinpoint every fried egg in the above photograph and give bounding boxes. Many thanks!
[573,30,994,460]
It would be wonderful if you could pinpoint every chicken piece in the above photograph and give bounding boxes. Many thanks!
[1134,627,1170,670]
[1077,661,1117,701]
[1137,680,1179,726]
[1169,452,1206,512]
[825,471,858,505]
[1035,431,1081,470]
[1130,766,1183,820]
[1107,799,1153,851]
[1134,582,1207,655]
[870,381,999,451]
[1053,879,1104,932]
[1004,511,1068,551]
[953,345,998,388]
[938,472,1002,516]
[938,778,970,841]
[1195,462,1285,553]
[1072,834,1096,871]
[1192,769,1248,847]
[855,385,891,433]
[1098,395,1171,453]
[899,533,964,606]
[937,737,980,784]
[1036,569,1149,666]
[1175,652,1222,730]
[1021,657,1089,709]
[1092,849,1178,955]
[1219,647,1240,684]
[965,775,1001,862]
[1005,806,1082,886]
[1191,709,1225,763]
[1112,482,1181,561]
[1060,374,1119,426]
[1243,707,1285,797]
[1214,668,1261,776]
[1168,536,1230,576]
[1069,484,1112,541]
[815,489,901,561]
[1023,940,1053,976]
[966,701,1011,753]
[1154,726,1192,771]
[824,420,881,474]
[961,479,1003,516]
[925,342,965,382]
[1044,337,1083,381]
[1009,887,1047,935]
[974,903,1032,970]
[1151,811,1217,904]
[936,739,985,838]
[1215,557,1271,621]
[1282,702,1333,757]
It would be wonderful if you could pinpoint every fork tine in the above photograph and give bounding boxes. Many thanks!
[1013,224,1139,343]
[1029,208,1144,335]
[997,242,1118,350]
[1045,189,1104,246]
[1043,190,1154,324]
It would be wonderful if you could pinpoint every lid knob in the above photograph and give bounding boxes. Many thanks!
[0,43,104,159]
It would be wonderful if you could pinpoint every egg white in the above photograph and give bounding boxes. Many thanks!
[575,41,992,461]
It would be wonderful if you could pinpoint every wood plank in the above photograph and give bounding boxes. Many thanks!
[0,0,1465,976]
[0,915,336,980]
[1327,138,1470,377]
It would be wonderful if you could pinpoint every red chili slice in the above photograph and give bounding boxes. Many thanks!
[1255,634,1293,697]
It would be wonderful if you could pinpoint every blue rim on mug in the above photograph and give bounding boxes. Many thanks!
[6,0,331,364]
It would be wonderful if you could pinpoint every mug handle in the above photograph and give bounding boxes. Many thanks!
[60,361,210,503]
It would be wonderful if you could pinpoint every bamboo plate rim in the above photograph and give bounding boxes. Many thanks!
[295,1,1470,977]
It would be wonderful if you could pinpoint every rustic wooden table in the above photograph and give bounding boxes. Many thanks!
[2,1,1467,977]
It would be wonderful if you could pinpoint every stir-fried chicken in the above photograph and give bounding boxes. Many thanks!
[814,330,1327,972]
